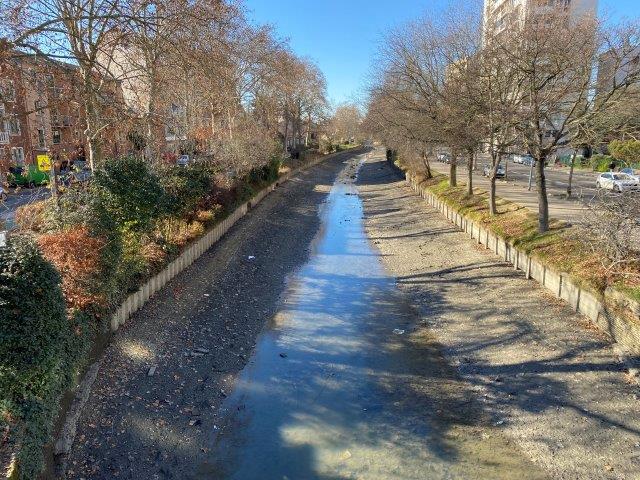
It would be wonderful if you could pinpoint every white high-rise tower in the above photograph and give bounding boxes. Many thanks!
[483,0,598,37]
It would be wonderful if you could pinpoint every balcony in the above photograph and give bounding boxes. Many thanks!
[0,131,9,144]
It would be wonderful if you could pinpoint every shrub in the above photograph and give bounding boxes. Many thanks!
[158,164,212,217]
[41,185,99,232]
[154,218,205,249]
[140,240,168,269]
[37,227,106,311]
[609,139,640,166]
[0,236,79,478]
[113,224,151,294]
[590,154,617,172]
[93,156,166,230]
[195,206,221,224]
[14,202,47,233]
[234,180,255,204]
[0,237,69,397]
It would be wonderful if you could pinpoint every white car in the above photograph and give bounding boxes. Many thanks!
[513,154,535,165]
[596,172,640,193]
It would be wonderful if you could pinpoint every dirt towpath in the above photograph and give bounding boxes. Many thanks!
[357,151,640,480]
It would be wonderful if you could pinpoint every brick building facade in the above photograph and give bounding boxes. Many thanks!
[0,54,128,174]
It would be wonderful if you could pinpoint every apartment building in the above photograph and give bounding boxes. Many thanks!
[482,0,598,157]
[483,0,597,37]
[597,46,640,95]
[0,56,87,171]
[0,61,33,171]
[0,54,129,173]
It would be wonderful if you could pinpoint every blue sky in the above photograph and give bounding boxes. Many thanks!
[244,0,639,107]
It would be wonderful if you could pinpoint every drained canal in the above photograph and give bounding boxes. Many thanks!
[203,155,548,479]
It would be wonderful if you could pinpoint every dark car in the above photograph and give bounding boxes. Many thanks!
[483,164,506,178]
[437,153,451,163]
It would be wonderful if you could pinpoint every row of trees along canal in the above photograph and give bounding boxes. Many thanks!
[364,2,640,233]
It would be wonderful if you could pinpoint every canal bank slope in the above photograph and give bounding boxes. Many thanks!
[357,152,640,479]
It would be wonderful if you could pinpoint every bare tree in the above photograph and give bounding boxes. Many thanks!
[504,10,640,232]
[329,103,362,144]
[1,0,149,170]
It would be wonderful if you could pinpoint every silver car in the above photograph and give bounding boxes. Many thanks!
[596,172,640,193]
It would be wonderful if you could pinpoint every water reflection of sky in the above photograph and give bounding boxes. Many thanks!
[207,158,548,480]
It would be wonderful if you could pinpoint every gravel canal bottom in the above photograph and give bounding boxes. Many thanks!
[204,156,547,480]
[64,150,639,480]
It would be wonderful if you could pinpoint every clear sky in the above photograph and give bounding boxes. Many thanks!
[244,0,640,107]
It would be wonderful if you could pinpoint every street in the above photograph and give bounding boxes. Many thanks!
[430,157,600,224]
[61,150,640,480]
[0,187,49,230]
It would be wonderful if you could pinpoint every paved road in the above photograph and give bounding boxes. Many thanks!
[0,187,49,229]
[430,157,599,224]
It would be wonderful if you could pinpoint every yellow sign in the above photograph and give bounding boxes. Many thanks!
[37,154,51,172]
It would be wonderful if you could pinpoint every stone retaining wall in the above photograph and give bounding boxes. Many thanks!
[397,164,640,356]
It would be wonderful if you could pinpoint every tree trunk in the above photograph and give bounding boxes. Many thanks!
[449,152,457,187]
[305,113,311,147]
[489,175,497,215]
[536,155,549,232]
[489,152,500,215]
[567,151,578,198]
[227,108,234,140]
[422,150,432,179]
[504,155,509,180]
[283,111,289,154]
[82,73,101,171]
[466,150,474,196]
[49,161,58,202]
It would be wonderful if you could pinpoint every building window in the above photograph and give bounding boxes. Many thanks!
[34,99,45,116]
[7,115,20,135]
[52,130,61,144]
[1,81,16,102]
[38,128,46,148]
[11,147,24,166]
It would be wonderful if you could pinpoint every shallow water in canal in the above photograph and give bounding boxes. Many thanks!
[203,155,548,480]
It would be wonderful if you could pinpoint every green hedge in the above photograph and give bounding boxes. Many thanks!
[590,154,618,172]
[0,237,91,478]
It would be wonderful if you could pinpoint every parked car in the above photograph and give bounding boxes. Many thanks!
[512,154,536,166]
[7,165,49,187]
[177,154,190,167]
[620,167,640,182]
[596,172,640,193]
[437,153,451,163]
[59,167,92,187]
[483,164,506,178]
